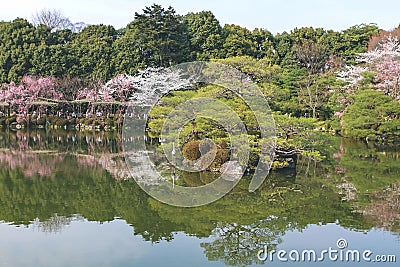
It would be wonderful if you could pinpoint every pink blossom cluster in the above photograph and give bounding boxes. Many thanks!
[358,36,400,63]
[1,76,62,114]
[375,59,400,98]
[1,74,141,116]
[335,36,400,117]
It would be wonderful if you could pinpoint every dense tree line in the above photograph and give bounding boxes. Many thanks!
[1,3,400,150]
[0,4,380,83]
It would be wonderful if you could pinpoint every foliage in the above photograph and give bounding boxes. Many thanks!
[116,4,190,69]
[0,5,382,84]
[182,140,202,160]
[0,3,397,155]
[341,89,400,139]
[183,11,224,60]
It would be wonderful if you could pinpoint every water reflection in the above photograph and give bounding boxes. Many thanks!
[0,130,399,266]
[0,129,136,180]
[32,214,84,233]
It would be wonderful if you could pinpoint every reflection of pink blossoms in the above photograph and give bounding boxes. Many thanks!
[363,181,400,231]
[0,150,63,178]
[333,144,344,159]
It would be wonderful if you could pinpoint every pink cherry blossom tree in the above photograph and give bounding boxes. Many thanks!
[99,74,135,104]
[335,35,400,119]
[375,59,400,100]
[357,36,400,64]
[3,75,62,119]
[357,36,400,99]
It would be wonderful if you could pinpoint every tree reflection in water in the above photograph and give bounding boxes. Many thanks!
[0,130,399,266]
[201,218,287,266]
[32,214,84,233]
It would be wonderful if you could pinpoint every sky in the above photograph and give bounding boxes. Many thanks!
[1,0,400,34]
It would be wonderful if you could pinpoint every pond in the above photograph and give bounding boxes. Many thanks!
[0,129,399,266]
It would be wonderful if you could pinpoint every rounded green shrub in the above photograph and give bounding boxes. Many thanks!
[182,140,201,160]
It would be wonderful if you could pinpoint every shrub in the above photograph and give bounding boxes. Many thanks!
[182,140,201,160]
[183,140,230,170]
[208,149,230,170]
[342,90,400,139]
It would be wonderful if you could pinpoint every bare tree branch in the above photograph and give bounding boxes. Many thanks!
[32,8,73,31]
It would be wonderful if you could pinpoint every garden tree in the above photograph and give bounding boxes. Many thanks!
[340,23,379,63]
[295,39,328,74]
[222,24,257,57]
[213,56,279,82]
[30,43,72,77]
[273,114,326,168]
[375,58,400,100]
[333,37,400,133]
[54,76,101,101]
[182,11,224,60]
[0,19,47,83]
[319,29,343,55]
[298,71,340,119]
[146,77,327,170]
[336,65,369,89]
[115,4,190,70]
[357,35,400,63]
[360,37,400,101]
[290,27,343,56]
[290,27,327,44]
[29,26,78,77]
[31,8,72,31]
[339,37,400,101]
[99,74,136,104]
[75,82,102,111]
[274,31,298,66]
[252,28,278,61]
[295,40,332,118]
[49,28,76,44]
[368,27,400,51]
[215,56,312,116]
[70,24,117,80]
[211,56,298,114]
[112,32,145,75]
[2,75,61,117]
[341,89,400,140]
[333,65,370,121]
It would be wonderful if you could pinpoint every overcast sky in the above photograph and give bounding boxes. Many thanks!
[1,0,399,33]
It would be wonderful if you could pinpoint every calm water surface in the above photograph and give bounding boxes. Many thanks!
[0,130,399,266]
